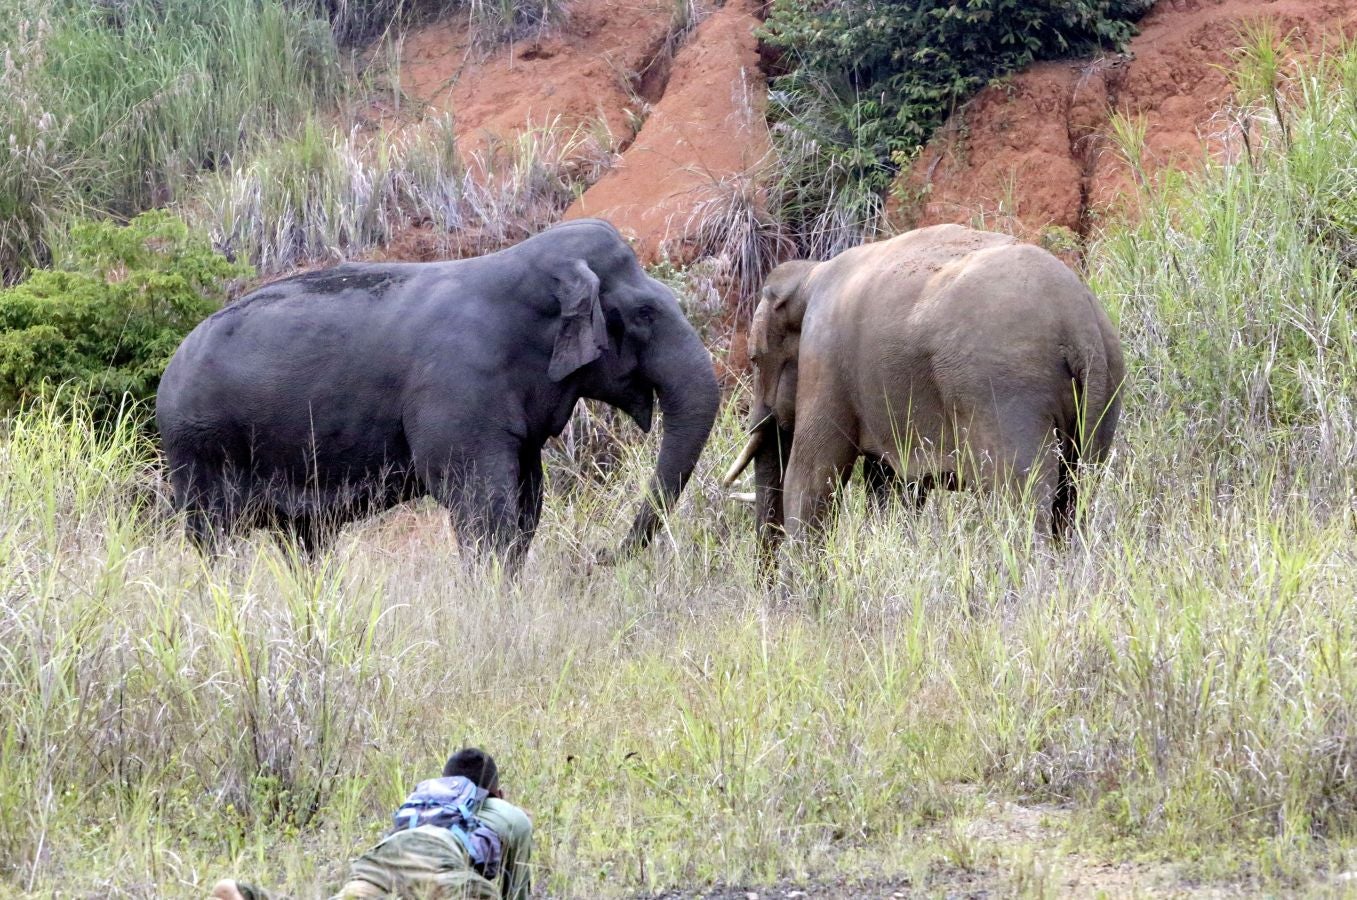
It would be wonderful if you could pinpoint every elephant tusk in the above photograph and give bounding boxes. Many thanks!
[746,412,774,434]
[721,429,765,488]
[729,492,756,504]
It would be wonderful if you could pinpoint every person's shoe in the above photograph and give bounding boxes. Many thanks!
[209,879,257,900]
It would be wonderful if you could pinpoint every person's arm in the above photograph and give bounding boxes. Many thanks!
[479,798,533,900]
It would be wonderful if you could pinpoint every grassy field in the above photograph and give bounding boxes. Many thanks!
[2,29,1357,900]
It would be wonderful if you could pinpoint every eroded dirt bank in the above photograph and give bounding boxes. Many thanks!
[562,0,771,263]
[893,0,1357,242]
[394,0,674,151]
[382,0,770,265]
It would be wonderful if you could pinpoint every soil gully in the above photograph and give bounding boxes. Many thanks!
[618,29,681,155]
[634,31,678,107]
[562,0,772,264]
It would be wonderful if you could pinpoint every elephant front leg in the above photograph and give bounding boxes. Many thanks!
[511,448,545,570]
[752,422,793,582]
[424,447,527,571]
[783,425,858,550]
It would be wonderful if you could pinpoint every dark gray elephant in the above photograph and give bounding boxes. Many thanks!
[156,219,720,567]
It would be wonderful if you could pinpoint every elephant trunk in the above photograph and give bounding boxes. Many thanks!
[751,406,793,580]
[619,318,720,553]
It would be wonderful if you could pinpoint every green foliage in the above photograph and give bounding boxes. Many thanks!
[1091,35,1357,439]
[9,17,1357,900]
[0,211,250,418]
[765,71,894,258]
[762,0,1151,153]
[0,0,580,279]
[761,0,1153,251]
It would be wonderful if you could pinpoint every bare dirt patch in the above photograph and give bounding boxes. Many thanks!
[637,798,1254,898]
[392,0,675,153]
[892,0,1357,243]
[372,0,771,267]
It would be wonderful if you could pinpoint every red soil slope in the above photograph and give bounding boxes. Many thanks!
[562,0,771,263]
[395,0,674,151]
[893,0,1357,242]
[383,0,769,265]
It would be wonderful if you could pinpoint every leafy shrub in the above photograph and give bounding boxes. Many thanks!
[762,0,1152,156]
[0,211,250,419]
[765,71,894,259]
[760,0,1153,252]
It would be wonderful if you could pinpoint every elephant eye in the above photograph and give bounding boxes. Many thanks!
[637,305,655,323]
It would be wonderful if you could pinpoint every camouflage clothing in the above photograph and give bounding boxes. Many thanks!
[215,798,532,900]
[330,826,497,899]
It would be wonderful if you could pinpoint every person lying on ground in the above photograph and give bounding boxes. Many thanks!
[210,747,532,900]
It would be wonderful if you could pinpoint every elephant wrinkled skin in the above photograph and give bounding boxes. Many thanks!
[156,219,720,567]
[726,224,1124,566]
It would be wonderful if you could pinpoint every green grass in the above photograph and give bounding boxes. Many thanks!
[189,113,613,274]
[0,0,346,278]
[3,30,1357,900]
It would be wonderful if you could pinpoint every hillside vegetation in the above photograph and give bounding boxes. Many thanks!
[2,33,1357,898]
[759,0,1153,255]
[0,0,583,282]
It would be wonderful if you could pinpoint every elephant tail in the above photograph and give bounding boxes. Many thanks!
[1061,327,1122,468]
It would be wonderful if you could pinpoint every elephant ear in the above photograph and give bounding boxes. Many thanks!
[549,259,608,382]
[768,260,816,330]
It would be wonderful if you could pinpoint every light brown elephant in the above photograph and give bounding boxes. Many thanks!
[722,224,1125,566]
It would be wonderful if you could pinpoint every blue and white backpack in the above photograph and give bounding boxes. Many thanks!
[391,775,503,878]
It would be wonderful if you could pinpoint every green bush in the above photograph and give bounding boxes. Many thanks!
[761,0,1153,250]
[762,0,1152,154]
[0,211,250,419]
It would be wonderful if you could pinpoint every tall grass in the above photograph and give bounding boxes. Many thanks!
[3,36,1357,900]
[0,0,345,279]
[0,0,585,281]
[191,114,613,273]
[1094,38,1357,455]
[340,0,575,49]
[763,71,895,261]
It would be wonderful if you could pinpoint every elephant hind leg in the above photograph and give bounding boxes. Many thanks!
[185,505,223,555]
[1050,432,1082,543]
[954,405,1062,535]
[905,471,959,511]
[510,448,545,572]
[862,454,897,515]
[276,512,340,560]
[169,458,242,555]
[863,455,935,513]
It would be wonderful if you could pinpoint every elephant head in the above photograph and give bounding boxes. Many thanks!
[545,220,722,556]
[722,260,819,569]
